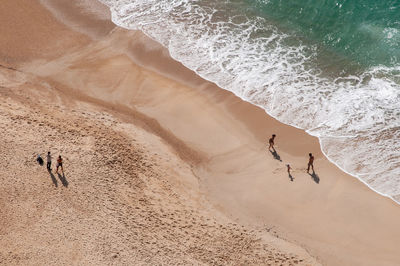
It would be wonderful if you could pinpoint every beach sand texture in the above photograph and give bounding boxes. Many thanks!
[1,0,400,265]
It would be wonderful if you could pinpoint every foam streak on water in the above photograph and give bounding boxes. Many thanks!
[98,0,400,203]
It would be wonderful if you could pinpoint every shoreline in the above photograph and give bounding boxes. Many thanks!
[2,0,400,265]
[0,0,319,265]
[98,0,400,206]
[92,0,400,207]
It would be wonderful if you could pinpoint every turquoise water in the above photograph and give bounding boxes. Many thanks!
[252,0,400,68]
[100,0,400,203]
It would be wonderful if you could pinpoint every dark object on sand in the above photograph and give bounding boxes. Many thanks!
[37,155,44,166]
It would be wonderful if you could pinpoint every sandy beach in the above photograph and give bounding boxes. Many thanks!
[1,0,400,265]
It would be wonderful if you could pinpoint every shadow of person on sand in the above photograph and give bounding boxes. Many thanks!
[308,171,320,184]
[269,150,282,162]
[57,172,69,187]
[48,169,58,187]
[288,173,294,182]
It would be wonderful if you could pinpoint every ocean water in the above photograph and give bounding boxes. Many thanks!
[98,0,400,202]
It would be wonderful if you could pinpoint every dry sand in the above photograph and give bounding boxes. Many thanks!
[1,0,400,265]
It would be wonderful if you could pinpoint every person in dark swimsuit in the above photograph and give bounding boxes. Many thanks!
[307,153,314,173]
[56,155,63,174]
[46,151,52,171]
[287,164,292,175]
[268,134,276,152]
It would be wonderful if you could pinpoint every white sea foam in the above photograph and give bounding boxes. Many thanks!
[98,0,400,202]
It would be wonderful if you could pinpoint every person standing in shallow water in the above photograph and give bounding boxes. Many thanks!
[268,134,276,152]
[56,155,63,174]
[307,153,314,173]
[46,151,52,171]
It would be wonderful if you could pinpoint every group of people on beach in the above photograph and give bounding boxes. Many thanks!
[37,152,64,174]
[37,136,311,179]
[268,134,314,175]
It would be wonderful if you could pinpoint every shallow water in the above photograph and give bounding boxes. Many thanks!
[98,0,400,202]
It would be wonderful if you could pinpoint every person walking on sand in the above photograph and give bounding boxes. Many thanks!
[268,134,276,152]
[56,155,63,173]
[287,164,292,175]
[307,153,314,173]
[287,164,294,181]
[46,151,52,171]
